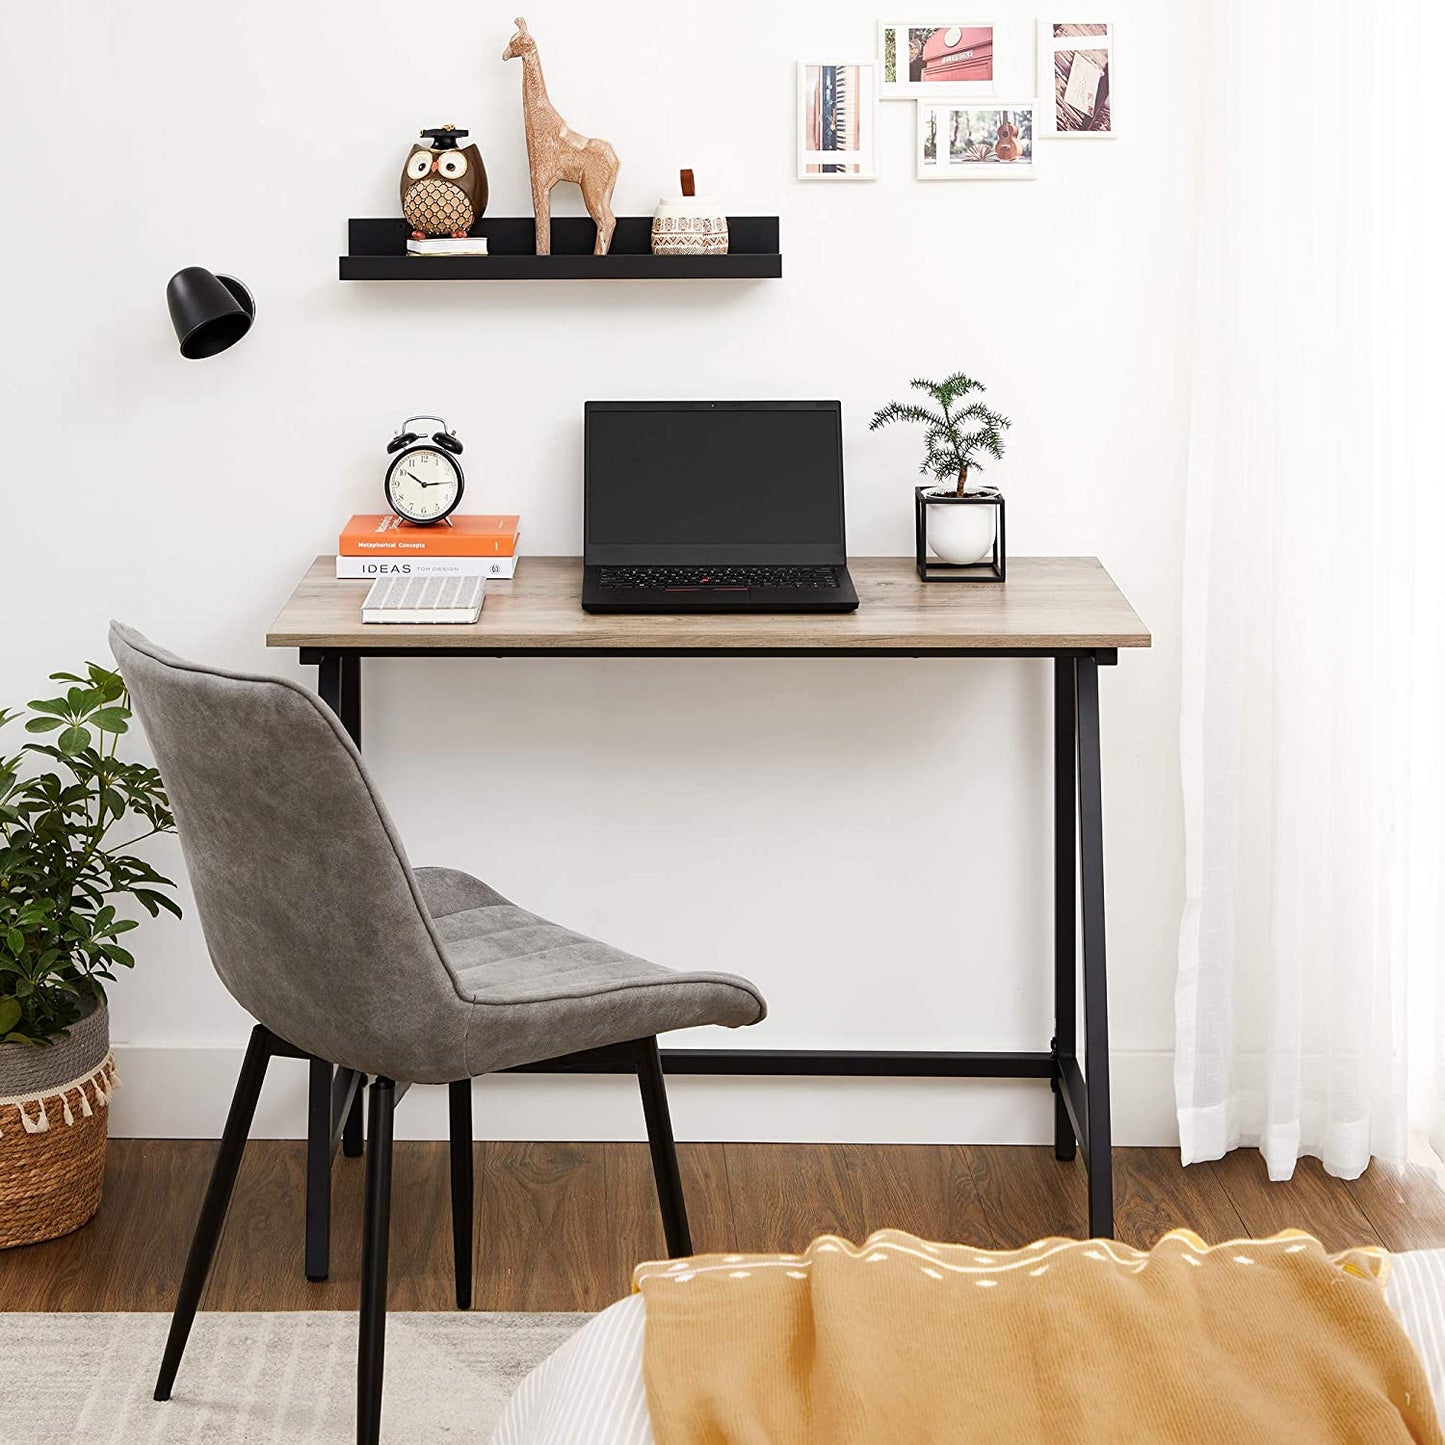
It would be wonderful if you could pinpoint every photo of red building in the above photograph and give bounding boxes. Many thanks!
[914,25,994,85]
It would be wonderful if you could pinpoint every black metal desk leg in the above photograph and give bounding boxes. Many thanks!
[316,653,363,748]
[1075,654,1114,1238]
[1053,657,1078,1162]
[330,655,367,1158]
[310,654,366,1286]
[337,653,361,749]
[315,653,342,717]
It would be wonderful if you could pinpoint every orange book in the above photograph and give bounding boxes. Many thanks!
[339,514,520,557]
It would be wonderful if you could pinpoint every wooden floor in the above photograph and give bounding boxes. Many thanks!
[3,1141,1444,1313]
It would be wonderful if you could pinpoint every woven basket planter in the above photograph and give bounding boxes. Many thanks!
[0,999,116,1249]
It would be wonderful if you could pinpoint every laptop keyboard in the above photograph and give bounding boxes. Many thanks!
[599,565,840,591]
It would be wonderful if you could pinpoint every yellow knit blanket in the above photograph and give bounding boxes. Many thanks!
[633,1229,1443,1444]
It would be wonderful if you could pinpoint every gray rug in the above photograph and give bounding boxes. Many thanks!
[0,1312,587,1444]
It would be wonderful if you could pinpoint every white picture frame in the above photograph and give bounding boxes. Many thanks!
[916,99,1037,179]
[797,61,879,180]
[1037,21,1115,138]
[878,21,997,99]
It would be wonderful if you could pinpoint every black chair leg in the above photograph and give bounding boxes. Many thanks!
[448,1080,473,1310]
[155,1024,272,1402]
[358,1076,396,1445]
[343,1078,366,1158]
[634,1037,692,1258]
[306,1058,333,1281]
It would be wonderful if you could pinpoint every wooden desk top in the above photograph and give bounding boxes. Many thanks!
[267,556,1151,654]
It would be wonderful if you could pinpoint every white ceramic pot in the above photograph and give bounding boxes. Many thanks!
[925,492,998,565]
[651,198,729,255]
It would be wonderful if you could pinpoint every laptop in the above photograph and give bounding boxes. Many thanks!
[581,400,860,613]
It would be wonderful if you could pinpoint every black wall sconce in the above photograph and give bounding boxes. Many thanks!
[166,267,255,359]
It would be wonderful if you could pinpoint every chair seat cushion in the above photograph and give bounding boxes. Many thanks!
[415,868,766,1075]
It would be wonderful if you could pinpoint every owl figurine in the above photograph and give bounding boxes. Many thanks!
[401,126,489,239]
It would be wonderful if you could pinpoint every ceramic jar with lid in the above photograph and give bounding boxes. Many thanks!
[651,169,729,256]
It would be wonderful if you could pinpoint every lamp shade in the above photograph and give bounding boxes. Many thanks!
[166,267,254,359]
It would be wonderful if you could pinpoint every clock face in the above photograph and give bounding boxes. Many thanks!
[385,445,463,524]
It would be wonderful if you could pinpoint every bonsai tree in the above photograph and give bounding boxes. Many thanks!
[0,663,180,1046]
[870,372,1011,496]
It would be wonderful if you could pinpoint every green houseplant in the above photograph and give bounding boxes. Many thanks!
[871,373,1011,569]
[0,662,180,1247]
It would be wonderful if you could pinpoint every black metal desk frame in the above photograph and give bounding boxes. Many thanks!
[293,641,1118,1268]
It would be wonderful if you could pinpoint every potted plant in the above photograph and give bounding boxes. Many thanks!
[870,372,1011,570]
[0,663,179,1247]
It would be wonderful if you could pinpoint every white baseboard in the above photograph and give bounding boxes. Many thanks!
[108,1046,1180,1147]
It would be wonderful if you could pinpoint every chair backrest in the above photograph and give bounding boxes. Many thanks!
[110,623,471,1082]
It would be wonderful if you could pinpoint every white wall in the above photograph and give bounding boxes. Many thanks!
[2,1,1199,1144]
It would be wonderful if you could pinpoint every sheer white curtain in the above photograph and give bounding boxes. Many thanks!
[1175,0,1444,1180]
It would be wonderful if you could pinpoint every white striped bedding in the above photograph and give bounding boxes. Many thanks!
[489,1294,651,1445]
[488,1248,1445,1445]
[1387,1250,1445,1413]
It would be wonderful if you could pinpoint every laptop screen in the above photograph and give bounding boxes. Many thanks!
[584,401,845,565]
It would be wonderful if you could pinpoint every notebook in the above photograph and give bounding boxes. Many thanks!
[361,574,485,624]
[406,236,489,257]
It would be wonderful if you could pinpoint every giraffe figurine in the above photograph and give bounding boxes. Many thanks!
[502,17,620,256]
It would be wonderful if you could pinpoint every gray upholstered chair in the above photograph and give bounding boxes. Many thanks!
[111,624,765,1445]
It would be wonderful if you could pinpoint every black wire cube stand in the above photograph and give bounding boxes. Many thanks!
[915,485,1007,583]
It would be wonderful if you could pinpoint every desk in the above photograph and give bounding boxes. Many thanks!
[269,555,1150,1243]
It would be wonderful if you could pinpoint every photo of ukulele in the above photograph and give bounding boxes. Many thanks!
[994,115,1021,161]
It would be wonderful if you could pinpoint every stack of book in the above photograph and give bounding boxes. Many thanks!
[337,514,521,580]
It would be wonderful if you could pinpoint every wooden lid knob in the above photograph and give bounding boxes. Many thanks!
[680,168,696,198]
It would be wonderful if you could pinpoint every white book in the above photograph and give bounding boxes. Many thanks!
[362,574,485,624]
[406,236,489,257]
[337,553,519,580]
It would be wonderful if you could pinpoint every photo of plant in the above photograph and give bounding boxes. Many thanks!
[798,62,879,179]
[879,21,996,98]
[917,101,1036,179]
[1037,20,1114,137]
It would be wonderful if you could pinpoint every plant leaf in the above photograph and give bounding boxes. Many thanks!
[134,889,183,919]
[0,997,20,1034]
[56,726,92,755]
[88,666,125,702]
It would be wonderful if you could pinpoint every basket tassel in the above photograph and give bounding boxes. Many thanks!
[18,1099,50,1133]
[0,1053,117,1140]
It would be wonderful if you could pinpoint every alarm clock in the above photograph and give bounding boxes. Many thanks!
[384,416,464,525]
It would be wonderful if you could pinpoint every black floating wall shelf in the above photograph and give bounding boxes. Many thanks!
[339,217,782,281]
